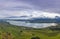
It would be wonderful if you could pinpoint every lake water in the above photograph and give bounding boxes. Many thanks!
[7,21,57,28]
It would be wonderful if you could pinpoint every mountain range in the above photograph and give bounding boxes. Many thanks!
[4,15,60,23]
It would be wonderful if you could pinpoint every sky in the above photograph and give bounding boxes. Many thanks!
[0,0,60,18]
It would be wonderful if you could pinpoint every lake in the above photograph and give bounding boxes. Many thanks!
[7,20,57,28]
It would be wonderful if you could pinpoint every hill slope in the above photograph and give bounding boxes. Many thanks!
[0,23,60,39]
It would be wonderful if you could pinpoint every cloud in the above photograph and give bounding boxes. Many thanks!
[0,10,60,19]
[0,0,60,18]
[0,0,60,11]
[19,0,60,13]
[0,0,36,10]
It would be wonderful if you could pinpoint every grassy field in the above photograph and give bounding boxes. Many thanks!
[0,23,60,39]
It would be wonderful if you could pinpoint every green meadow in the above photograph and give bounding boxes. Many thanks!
[0,23,60,39]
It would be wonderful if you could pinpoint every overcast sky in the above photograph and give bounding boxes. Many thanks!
[0,0,60,18]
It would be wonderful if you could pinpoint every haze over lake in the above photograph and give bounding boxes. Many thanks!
[7,20,57,28]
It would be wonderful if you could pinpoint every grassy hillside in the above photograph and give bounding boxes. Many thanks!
[0,23,60,39]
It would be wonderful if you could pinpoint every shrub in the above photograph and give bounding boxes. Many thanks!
[31,36,40,39]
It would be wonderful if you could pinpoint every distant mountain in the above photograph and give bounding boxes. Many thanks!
[4,15,60,23]
[29,18,60,23]
[0,19,10,24]
[6,16,22,18]
[5,16,31,20]
[5,15,60,19]
[5,16,60,23]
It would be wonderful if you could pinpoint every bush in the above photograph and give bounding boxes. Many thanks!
[31,36,40,39]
